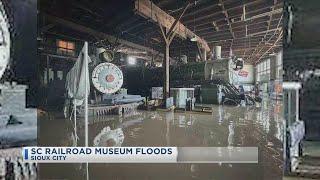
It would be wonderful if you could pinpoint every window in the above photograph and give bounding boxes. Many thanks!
[256,58,271,82]
[276,51,283,80]
[57,39,75,56]
[57,71,63,80]
[43,70,47,85]
[49,68,54,82]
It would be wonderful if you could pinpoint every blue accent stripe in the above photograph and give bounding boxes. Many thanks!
[24,149,28,160]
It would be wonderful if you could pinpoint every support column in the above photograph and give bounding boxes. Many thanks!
[155,2,191,103]
[46,56,50,84]
[202,48,207,61]
[164,44,170,98]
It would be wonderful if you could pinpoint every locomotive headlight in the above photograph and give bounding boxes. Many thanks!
[127,56,136,65]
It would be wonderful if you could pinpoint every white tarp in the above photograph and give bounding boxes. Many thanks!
[65,42,91,106]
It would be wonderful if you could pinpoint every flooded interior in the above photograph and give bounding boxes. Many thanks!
[38,100,283,180]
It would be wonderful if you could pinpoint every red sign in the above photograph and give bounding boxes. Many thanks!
[238,70,249,77]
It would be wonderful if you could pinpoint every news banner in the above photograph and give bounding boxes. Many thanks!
[22,147,258,163]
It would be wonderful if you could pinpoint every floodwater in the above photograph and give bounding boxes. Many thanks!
[39,100,284,180]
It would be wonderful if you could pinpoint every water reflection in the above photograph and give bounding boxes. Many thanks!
[39,101,284,180]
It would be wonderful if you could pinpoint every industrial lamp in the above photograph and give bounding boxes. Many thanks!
[190,35,197,42]
[127,56,136,65]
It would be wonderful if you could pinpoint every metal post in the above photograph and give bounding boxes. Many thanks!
[84,42,88,147]
[46,56,50,84]
[164,44,170,100]
[46,56,50,106]
[84,42,89,180]
[73,99,77,146]
[296,89,299,122]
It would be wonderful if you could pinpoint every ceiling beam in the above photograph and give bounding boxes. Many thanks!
[134,0,210,52]
[43,14,172,62]
[219,0,235,41]
[194,17,281,34]
[183,1,281,25]
[243,8,282,22]
[247,9,283,62]
[184,4,282,29]
[182,0,267,23]
[247,27,282,37]
[135,7,282,40]
[255,30,283,64]
[198,25,281,38]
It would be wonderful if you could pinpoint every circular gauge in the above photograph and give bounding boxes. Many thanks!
[0,1,11,79]
[91,62,123,94]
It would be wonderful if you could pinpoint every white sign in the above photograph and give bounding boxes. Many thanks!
[232,65,254,84]
[23,147,177,163]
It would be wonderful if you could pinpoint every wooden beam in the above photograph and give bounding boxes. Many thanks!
[196,43,204,61]
[134,0,210,52]
[156,15,168,44]
[166,2,191,38]
[255,30,283,64]
[207,35,265,43]
[40,23,56,32]
[247,27,282,37]
[184,3,282,29]
[154,2,191,101]
[244,8,282,22]
[44,14,173,61]
[183,0,265,20]
[219,0,235,39]
[247,12,283,62]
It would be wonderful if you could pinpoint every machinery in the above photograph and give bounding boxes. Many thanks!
[0,0,37,179]
[173,79,255,106]
[124,58,256,106]
[82,57,144,117]
[284,49,320,140]
[91,62,144,106]
[122,45,255,106]
[0,82,37,146]
[283,82,305,174]
[170,88,195,110]
[0,0,37,148]
[64,46,145,118]
[300,69,320,140]
[171,47,254,106]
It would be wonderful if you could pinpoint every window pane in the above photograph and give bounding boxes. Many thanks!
[57,39,75,56]
[57,40,67,49]
[67,42,75,50]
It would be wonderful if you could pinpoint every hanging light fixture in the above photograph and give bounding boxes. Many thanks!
[190,9,197,42]
[190,35,197,42]
[127,56,136,65]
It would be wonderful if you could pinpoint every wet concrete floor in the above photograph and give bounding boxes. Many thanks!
[38,100,284,180]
